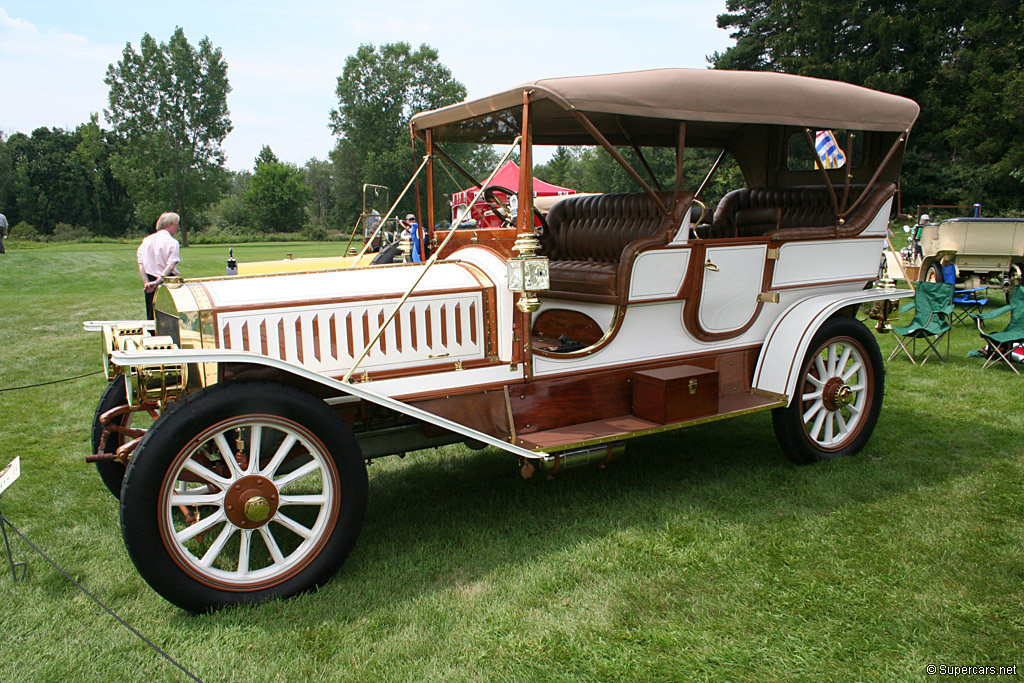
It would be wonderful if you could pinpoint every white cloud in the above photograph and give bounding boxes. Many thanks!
[0,8,118,134]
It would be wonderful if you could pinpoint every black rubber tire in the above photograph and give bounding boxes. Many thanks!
[120,380,368,613]
[90,378,133,498]
[1006,264,1022,303]
[925,261,943,283]
[771,316,884,465]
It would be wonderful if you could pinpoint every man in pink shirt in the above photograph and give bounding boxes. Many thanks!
[137,212,181,319]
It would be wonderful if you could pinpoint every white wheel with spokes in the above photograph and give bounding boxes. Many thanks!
[772,316,884,464]
[160,417,339,589]
[121,381,368,613]
[797,339,870,450]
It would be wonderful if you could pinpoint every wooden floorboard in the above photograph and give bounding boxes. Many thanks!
[517,392,783,450]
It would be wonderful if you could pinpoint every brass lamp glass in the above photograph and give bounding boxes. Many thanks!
[507,232,549,313]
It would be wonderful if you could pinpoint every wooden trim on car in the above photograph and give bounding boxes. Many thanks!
[393,343,762,404]
[679,242,772,342]
[531,305,627,359]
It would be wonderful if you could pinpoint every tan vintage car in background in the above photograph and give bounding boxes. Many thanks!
[919,218,1024,297]
[83,68,918,612]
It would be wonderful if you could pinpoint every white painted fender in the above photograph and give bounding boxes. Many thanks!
[111,348,546,460]
[752,288,913,405]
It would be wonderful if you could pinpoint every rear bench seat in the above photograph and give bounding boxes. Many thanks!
[709,182,897,239]
[540,190,691,304]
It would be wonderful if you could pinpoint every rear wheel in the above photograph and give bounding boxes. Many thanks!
[91,378,155,498]
[1006,264,1022,302]
[120,380,368,613]
[925,261,943,283]
[772,316,884,464]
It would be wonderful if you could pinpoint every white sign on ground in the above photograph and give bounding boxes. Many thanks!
[0,457,20,496]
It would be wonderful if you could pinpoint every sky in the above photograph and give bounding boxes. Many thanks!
[0,1,735,172]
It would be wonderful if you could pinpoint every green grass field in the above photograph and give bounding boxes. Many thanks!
[0,242,1021,682]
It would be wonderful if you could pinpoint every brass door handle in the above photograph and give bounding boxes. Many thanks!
[704,259,719,272]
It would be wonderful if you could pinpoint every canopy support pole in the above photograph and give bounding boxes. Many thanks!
[616,116,663,192]
[431,143,481,188]
[803,128,841,225]
[842,130,909,220]
[569,109,668,216]
[425,129,435,251]
[695,148,727,201]
[672,121,687,208]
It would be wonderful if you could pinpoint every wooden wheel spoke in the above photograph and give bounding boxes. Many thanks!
[182,459,231,489]
[278,494,327,507]
[176,509,225,544]
[214,433,244,479]
[802,399,823,423]
[261,434,298,479]
[237,529,253,575]
[274,458,321,490]
[200,524,236,568]
[258,526,286,565]
[273,511,315,540]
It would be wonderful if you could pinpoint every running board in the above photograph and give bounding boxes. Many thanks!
[515,393,785,453]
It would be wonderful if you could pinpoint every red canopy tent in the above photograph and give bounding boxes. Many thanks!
[450,161,575,226]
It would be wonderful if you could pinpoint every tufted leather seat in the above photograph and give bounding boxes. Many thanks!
[709,183,897,239]
[540,190,690,304]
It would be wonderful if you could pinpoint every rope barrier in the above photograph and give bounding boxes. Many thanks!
[0,371,102,393]
[0,511,204,682]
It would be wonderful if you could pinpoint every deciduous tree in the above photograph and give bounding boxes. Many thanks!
[712,0,1024,212]
[105,27,232,245]
[245,146,310,232]
[328,43,469,223]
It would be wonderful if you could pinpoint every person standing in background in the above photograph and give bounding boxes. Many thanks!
[137,212,181,319]
[0,212,8,254]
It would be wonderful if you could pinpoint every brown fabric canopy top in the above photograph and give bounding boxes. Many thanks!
[411,68,920,146]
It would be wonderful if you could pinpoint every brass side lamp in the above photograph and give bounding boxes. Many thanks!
[507,232,549,313]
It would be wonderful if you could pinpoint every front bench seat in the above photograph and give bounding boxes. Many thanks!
[540,190,691,305]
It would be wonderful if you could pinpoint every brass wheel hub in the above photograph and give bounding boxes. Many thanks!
[822,378,854,412]
[223,475,280,529]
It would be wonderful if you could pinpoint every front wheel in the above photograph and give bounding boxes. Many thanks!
[120,380,368,613]
[772,316,884,465]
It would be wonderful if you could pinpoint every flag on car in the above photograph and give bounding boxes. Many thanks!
[815,130,846,169]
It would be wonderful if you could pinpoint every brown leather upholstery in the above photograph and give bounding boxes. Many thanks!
[541,190,692,304]
[710,183,897,239]
[735,207,781,237]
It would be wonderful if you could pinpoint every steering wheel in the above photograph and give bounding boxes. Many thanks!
[480,185,549,235]
[481,185,516,225]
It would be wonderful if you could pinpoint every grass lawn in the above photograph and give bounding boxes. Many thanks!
[0,242,1021,682]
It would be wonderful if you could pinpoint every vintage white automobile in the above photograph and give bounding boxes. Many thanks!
[85,68,918,612]
[918,217,1024,295]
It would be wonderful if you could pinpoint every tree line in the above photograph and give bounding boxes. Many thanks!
[0,31,489,246]
[3,7,1023,245]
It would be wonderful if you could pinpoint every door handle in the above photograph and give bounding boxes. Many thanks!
[704,259,719,272]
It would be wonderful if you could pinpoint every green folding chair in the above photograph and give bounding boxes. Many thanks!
[888,282,955,365]
[970,285,1024,375]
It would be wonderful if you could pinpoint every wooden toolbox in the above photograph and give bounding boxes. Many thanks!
[632,365,719,424]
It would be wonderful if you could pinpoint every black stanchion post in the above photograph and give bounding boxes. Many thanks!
[1,508,28,582]
[0,456,26,582]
